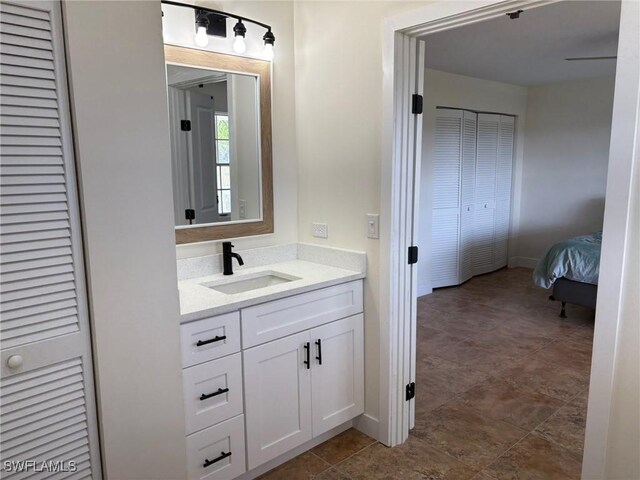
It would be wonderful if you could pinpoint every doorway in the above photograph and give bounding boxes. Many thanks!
[381,1,639,478]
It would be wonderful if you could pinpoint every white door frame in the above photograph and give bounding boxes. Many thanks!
[380,2,640,478]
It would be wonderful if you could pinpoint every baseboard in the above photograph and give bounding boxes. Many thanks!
[509,256,539,269]
[353,413,379,441]
[237,421,353,479]
[512,256,539,269]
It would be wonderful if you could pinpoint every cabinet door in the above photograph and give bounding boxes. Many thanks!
[310,315,364,436]
[243,331,312,469]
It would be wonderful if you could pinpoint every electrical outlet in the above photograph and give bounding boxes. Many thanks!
[239,199,246,219]
[367,213,379,239]
[312,223,328,239]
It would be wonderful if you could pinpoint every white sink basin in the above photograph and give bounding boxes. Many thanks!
[201,271,301,295]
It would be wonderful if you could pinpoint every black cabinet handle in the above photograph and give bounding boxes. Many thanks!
[303,342,310,369]
[199,387,229,401]
[196,335,226,347]
[203,451,231,468]
[315,339,322,365]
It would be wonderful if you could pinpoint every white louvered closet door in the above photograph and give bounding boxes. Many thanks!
[0,1,101,478]
[458,111,476,284]
[493,115,514,269]
[472,113,499,276]
[431,109,462,288]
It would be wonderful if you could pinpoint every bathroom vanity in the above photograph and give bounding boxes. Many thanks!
[177,245,366,479]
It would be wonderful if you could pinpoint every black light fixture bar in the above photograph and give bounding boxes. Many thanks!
[161,0,273,33]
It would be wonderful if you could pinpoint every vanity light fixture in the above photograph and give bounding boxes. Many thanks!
[161,0,276,59]
[194,12,209,47]
[232,19,247,54]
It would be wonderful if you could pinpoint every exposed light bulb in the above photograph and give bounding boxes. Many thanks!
[194,26,208,47]
[233,35,247,54]
[263,43,274,61]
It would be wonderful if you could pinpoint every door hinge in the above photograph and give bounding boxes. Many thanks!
[185,209,195,225]
[408,246,419,265]
[181,120,192,131]
[406,382,415,401]
[411,94,423,115]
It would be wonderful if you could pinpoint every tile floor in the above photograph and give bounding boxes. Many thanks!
[259,268,595,479]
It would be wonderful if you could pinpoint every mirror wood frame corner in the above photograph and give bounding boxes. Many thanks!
[164,45,273,245]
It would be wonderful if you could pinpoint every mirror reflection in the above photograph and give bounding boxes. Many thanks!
[167,64,261,226]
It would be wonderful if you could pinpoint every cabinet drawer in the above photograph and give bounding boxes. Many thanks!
[181,312,240,367]
[186,415,246,480]
[183,353,243,435]
[242,280,363,348]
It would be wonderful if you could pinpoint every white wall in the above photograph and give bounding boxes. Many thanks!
[418,69,528,295]
[516,76,615,265]
[162,1,298,257]
[62,2,187,478]
[294,0,428,429]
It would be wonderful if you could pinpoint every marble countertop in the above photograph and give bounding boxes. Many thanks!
[178,259,365,322]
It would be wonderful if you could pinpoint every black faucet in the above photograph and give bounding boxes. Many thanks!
[222,242,244,275]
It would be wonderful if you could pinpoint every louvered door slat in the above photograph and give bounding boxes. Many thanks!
[0,2,99,476]
[1,228,70,246]
[1,308,77,334]
[1,200,67,215]
[0,22,52,40]
[1,117,61,128]
[0,53,54,70]
[1,272,75,294]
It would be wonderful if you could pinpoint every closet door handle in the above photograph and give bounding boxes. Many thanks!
[199,387,229,401]
[196,335,226,347]
[315,339,322,365]
[303,342,310,369]
[203,451,231,468]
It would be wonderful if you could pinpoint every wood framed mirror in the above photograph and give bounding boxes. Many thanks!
[164,45,273,244]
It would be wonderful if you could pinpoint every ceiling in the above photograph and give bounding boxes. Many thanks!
[421,0,620,86]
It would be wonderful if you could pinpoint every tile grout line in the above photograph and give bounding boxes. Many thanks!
[309,437,379,478]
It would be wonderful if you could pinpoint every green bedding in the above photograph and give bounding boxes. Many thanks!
[533,231,602,289]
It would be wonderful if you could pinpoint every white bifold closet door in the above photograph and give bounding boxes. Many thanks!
[0,1,101,478]
[431,110,462,288]
[494,115,514,269]
[431,109,477,288]
[473,113,514,275]
[431,110,513,288]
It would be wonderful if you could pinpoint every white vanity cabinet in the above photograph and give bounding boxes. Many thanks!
[180,279,364,478]
[243,314,364,469]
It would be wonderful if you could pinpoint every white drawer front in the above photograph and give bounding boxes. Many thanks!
[181,312,240,367]
[241,280,363,348]
[183,353,244,435]
[186,415,246,480]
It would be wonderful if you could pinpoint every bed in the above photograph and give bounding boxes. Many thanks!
[533,231,602,318]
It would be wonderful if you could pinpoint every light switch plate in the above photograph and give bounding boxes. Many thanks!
[312,223,328,239]
[367,214,379,239]
[239,199,246,219]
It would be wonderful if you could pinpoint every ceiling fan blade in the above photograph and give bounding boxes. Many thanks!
[565,56,617,61]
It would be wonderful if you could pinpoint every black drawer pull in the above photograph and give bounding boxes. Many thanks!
[196,335,226,347]
[199,387,229,401]
[315,339,322,365]
[303,342,310,369]
[203,451,231,468]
